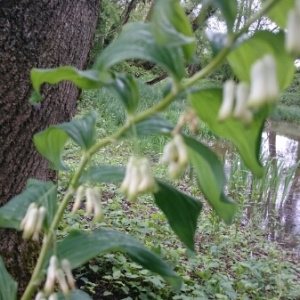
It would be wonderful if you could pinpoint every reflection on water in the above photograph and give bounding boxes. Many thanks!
[209,121,300,251]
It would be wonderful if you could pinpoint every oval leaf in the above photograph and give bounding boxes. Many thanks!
[228,31,295,90]
[52,229,182,290]
[79,165,125,184]
[108,73,139,115]
[57,290,92,300]
[93,22,186,81]
[0,256,17,300]
[34,127,69,171]
[151,0,196,60]
[56,111,98,150]
[0,179,57,230]
[154,181,202,252]
[262,0,294,29]
[29,67,113,104]
[189,88,266,177]
[184,136,237,224]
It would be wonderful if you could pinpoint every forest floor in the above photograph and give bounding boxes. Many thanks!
[57,79,300,299]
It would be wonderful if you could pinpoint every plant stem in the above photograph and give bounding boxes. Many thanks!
[21,0,281,298]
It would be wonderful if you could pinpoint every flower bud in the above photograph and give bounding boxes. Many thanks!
[120,157,135,193]
[71,186,85,214]
[32,206,47,242]
[20,203,37,230]
[127,164,141,201]
[137,158,158,193]
[160,141,178,163]
[218,80,235,121]
[61,259,76,290]
[85,187,94,216]
[234,83,250,119]
[168,161,181,179]
[92,199,104,223]
[173,134,188,167]
[247,58,267,107]
[22,206,39,240]
[44,256,58,294]
[264,55,279,102]
[48,294,58,300]
[35,292,45,300]
[55,269,70,297]
[286,9,300,55]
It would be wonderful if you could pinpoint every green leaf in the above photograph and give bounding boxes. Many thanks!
[262,0,294,28]
[29,67,113,104]
[211,0,237,30]
[151,0,196,60]
[125,114,174,138]
[34,127,69,171]
[0,180,57,230]
[0,256,17,300]
[93,22,186,81]
[154,181,202,251]
[56,111,98,150]
[79,165,125,184]
[34,112,98,170]
[57,290,92,300]
[108,73,139,115]
[53,229,182,290]
[184,136,237,224]
[189,88,266,177]
[228,31,295,90]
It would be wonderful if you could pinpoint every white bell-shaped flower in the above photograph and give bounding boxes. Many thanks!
[286,3,300,55]
[248,55,279,107]
[218,80,236,121]
[160,134,188,179]
[44,256,58,294]
[120,156,157,201]
[71,185,85,214]
[234,83,253,124]
[85,187,103,222]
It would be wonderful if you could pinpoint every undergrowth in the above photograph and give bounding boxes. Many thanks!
[57,82,300,300]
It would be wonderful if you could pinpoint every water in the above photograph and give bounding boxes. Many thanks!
[208,121,300,251]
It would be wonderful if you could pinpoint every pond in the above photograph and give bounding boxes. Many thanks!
[207,121,300,251]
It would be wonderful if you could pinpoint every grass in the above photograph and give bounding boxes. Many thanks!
[57,81,300,299]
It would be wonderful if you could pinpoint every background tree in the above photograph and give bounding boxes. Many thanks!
[0,0,101,294]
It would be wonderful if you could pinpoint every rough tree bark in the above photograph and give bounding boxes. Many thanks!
[0,0,101,294]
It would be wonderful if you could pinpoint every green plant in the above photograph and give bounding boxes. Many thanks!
[0,0,299,299]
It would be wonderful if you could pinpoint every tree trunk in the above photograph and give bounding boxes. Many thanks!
[0,0,101,295]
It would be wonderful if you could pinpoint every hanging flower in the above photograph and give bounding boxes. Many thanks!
[120,156,158,201]
[20,203,46,241]
[85,187,103,222]
[285,1,300,55]
[71,185,85,214]
[160,134,188,179]
[247,55,279,107]
[233,82,253,124]
[44,257,75,297]
[218,80,236,121]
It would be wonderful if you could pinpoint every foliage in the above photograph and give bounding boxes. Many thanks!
[0,0,299,299]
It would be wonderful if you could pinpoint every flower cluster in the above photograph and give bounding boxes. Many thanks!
[286,0,300,55]
[36,256,75,298]
[71,186,103,222]
[120,156,158,201]
[160,134,188,179]
[20,203,46,241]
[218,55,279,123]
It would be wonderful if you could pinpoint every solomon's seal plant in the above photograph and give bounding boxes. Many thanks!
[0,0,298,299]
